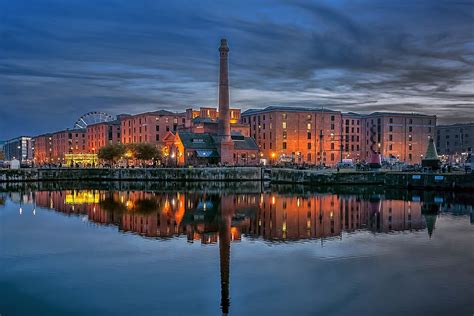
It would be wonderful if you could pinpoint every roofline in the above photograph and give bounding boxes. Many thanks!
[436,123,474,128]
[241,106,435,118]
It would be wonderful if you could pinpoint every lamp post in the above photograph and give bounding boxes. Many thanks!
[330,132,344,164]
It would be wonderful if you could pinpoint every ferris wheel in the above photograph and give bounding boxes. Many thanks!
[73,111,115,129]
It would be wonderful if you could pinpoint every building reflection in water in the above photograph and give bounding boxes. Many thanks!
[7,189,471,315]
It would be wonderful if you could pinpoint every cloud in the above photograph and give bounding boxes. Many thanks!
[0,0,473,139]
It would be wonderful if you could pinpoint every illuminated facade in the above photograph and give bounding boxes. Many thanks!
[241,107,344,165]
[362,112,436,164]
[120,110,187,145]
[33,134,53,164]
[242,107,436,165]
[86,119,122,153]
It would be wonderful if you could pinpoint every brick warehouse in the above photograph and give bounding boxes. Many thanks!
[242,107,436,166]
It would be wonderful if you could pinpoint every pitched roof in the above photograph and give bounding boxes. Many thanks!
[242,105,339,115]
[177,132,217,150]
[233,136,259,151]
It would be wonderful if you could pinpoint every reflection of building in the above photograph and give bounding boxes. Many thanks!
[249,194,425,240]
[3,136,34,162]
[33,190,428,242]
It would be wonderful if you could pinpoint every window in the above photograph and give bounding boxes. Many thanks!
[331,123,335,130]
[331,143,335,150]
[307,123,311,130]
[282,122,287,129]
[307,153,311,161]
[166,126,170,132]
[307,114,311,120]
[282,113,287,119]
[283,142,287,149]
[331,153,335,161]
[408,135,412,141]
[307,143,311,150]
[389,126,393,132]
[389,144,393,150]
[156,135,159,141]
[389,118,393,123]
[331,115,335,121]
[283,131,287,140]
[389,134,393,141]
[307,132,311,140]
[409,144,412,150]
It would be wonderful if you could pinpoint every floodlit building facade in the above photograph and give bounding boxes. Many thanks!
[120,110,187,145]
[33,134,54,164]
[86,119,122,153]
[242,107,436,165]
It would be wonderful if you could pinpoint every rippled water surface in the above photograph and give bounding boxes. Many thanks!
[1,183,473,316]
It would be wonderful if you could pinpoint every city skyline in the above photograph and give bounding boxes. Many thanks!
[1,0,474,140]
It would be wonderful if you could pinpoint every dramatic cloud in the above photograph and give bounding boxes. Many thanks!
[0,0,473,139]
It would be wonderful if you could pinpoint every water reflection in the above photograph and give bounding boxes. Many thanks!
[1,188,472,315]
[9,190,472,241]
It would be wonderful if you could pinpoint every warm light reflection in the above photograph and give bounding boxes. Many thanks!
[31,190,431,242]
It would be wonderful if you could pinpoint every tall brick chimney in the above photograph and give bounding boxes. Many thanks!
[218,38,231,141]
[217,38,234,165]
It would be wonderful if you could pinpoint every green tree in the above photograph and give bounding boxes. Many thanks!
[127,143,162,163]
[97,143,126,164]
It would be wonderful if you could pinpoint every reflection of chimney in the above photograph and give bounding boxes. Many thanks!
[219,197,232,315]
[218,39,231,142]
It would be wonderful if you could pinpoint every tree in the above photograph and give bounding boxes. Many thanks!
[97,143,126,164]
[0,150,4,161]
[127,143,162,163]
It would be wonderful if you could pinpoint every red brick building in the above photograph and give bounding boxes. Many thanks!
[86,119,122,153]
[34,129,88,165]
[242,107,436,165]
[33,133,53,164]
[362,112,436,164]
[241,106,343,165]
[120,110,187,145]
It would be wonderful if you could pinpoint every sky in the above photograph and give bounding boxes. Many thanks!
[0,0,473,139]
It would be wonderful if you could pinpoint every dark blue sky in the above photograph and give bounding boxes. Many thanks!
[1,0,473,139]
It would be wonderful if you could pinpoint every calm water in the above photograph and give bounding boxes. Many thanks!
[1,184,473,316]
